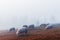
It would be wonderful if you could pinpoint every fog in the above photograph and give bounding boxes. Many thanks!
[0,0,60,30]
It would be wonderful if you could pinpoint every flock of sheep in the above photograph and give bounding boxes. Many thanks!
[9,24,53,37]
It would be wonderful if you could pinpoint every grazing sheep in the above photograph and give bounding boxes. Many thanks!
[45,24,53,29]
[40,24,47,29]
[9,27,15,31]
[29,24,34,28]
[16,26,28,37]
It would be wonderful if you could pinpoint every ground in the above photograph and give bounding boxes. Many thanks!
[0,27,60,40]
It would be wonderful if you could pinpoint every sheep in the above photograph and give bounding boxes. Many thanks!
[45,24,53,29]
[9,27,15,32]
[29,24,34,28]
[16,25,28,37]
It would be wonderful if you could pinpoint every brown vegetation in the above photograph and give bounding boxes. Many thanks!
[0,27,60,40]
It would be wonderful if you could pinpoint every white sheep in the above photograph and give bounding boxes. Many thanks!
[16,27,27,37]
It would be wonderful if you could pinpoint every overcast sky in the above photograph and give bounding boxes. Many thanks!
[0,0,60,30]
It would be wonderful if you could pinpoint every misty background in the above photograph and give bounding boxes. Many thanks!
[0,0,60,30]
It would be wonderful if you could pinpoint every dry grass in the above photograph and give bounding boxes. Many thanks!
[0,27,60,40]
